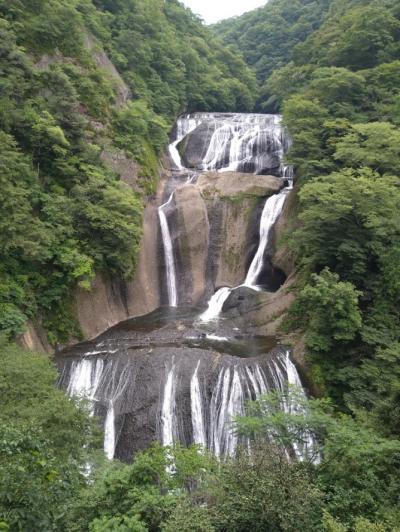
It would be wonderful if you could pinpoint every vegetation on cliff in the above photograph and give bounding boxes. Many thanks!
[0,0,256,344]
[218,0,400,528]
[2,0,400,530]
[214,0,331,106]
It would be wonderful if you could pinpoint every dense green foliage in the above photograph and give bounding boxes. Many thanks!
[266,0,400,420]
[220,0,400,424]
[236,390,400,530]
[217,0,400,526]
[214,0,331,98]
[4,345,397,531]
[0,340,98,530]
[0,343,324,531]
[3,0,400,529]
[0,0,255,344]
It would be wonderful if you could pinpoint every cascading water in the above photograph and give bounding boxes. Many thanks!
[161,113,292,310]
[244,189,289,287]
[104,402,116,460]
[175,113,286,174]
[67,358,104,413]
[60,353,136,460]
[161,362,177,446]
[191,361,207,447]
[166,113,293,322]
[158,115,203,307]
[60,340,316,461]
[158,194,178,307]
[199,287,232,322]
[168,114,201,170]
[198,184,290,322]
[58,111,317,464]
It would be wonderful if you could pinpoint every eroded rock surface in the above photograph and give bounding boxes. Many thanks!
[160,171,285,305]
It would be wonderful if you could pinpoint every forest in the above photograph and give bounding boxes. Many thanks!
[1,0,400,530]
[0,0,256,344]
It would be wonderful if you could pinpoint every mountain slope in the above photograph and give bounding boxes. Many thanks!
[0,0,256,344]
[213,0,331,85]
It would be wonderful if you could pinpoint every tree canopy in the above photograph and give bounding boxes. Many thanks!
[0,0,256,344]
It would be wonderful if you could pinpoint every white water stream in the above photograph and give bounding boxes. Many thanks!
[159,349,317,459]
[244,188,289,287]
[158,194,178,307]
[199,185,291,322]
[161,362,177,446]
[191,361,207,447]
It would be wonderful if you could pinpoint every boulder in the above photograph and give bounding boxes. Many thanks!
[178,122,216,168]
[222,286,262,315]
[230,274,298,337]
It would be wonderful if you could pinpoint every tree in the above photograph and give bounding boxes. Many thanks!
[208,444,323,532]
[293,168,400,285]
[283,95,331,177]
[67,444,216,532]
[287,269,362,354]
[309,67,366,117]
[236,391,400,528]
[0,340,97,530]
[333,122,400,175]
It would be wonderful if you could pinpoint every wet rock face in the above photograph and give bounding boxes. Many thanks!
[222,286,262,316]
[179,122,217,168]
[177,114,285,176]
[57,113,318,463]
[172,185,209,304]
[163,172,285,306]
[197,171,282,198]
[72,201,161,342]
[57,307,300,461]
[58,305,317,462]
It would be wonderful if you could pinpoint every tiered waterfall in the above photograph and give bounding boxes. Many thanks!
[58,112,315,462]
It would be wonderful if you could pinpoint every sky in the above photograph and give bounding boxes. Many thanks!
[181,0,267,24]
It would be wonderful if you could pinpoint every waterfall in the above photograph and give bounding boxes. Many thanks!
[244,189,288,287]
[104,402,116,460]
[169,114,201,169]
[282,352,317,461]
[210,367,231,457]
[67,358,104,413]
[62,355,135,460]
[158,194,178,307]
[58,112,317,465]
[191,361,207,447]
[175,113,285,174]
[199,186,291,323]
[268,351,317,461]
[60,347,316,462]
[203,123,233,171]
[170,113,293,322]
[209,363,268,458]
[162,112,293,313]
[199,286,232,322]
[161,362,177,446]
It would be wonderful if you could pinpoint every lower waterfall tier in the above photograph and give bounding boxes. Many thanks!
[58,308,315,462]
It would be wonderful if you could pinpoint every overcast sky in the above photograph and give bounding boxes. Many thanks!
[181,0,267,24]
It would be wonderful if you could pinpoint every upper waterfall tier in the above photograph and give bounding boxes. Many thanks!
[174,113,290,176]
